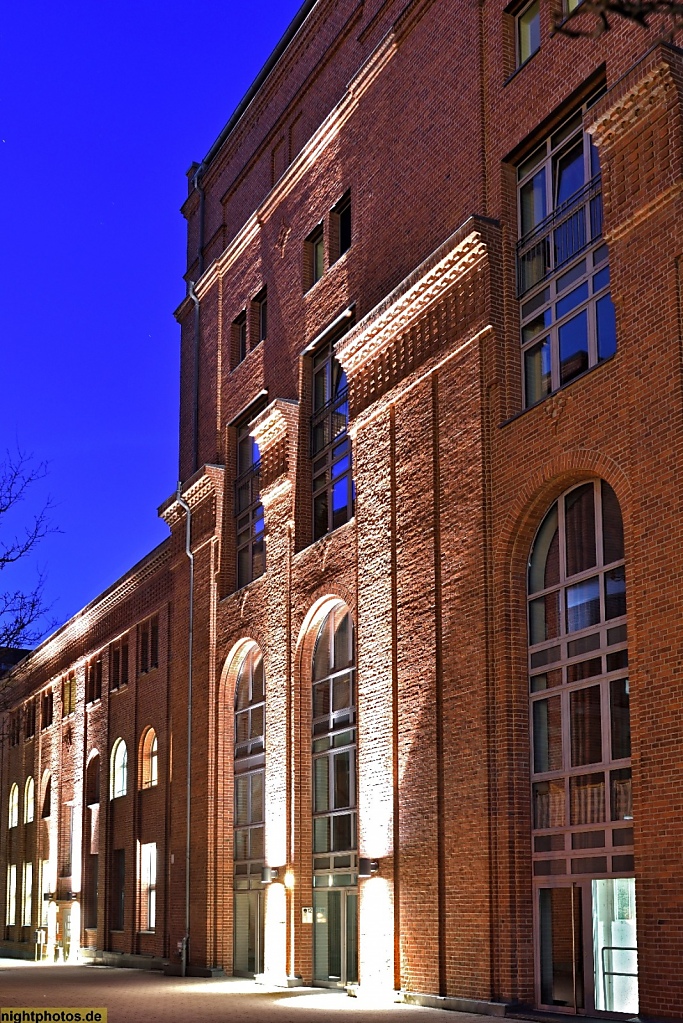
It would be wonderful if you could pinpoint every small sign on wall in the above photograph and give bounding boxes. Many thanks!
[301,907,313,924]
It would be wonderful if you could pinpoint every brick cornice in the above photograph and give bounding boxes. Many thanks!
[159,464,226,527]
[250,399,299,501]
[587,49,680,150]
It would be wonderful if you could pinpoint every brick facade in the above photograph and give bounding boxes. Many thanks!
[2,1,683,1016]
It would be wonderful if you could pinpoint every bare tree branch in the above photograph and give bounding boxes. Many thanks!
[0,449,57,657]
[554,0,683,37]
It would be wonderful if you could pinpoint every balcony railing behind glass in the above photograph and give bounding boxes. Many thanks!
[235,460,261,515]
[517,176,603,297]
[311,387,349,457]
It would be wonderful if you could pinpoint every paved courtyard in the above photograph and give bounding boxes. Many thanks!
[0,960,490,1023]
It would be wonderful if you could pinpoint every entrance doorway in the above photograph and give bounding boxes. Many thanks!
[536,878,637,1014]
[234,889,264,976]
[313,887,357,986]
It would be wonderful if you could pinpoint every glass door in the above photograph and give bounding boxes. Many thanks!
[234,889,264,976]
[313,888,357,986]
[536,879,638,1015]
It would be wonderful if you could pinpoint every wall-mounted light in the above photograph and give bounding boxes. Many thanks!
[283,870,295,890]
[358,858,380,878]
[261,866,280,884]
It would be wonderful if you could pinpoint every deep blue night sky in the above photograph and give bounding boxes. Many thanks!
[2,1,303,639]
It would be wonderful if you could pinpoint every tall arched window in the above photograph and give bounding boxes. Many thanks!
[140,728,158,789]
[24,777,35,824]
[528,480,636,1014]
[110,739,128,799]
[8,784,18,829]
[233,645,265,975]
[41,775,52,819]
[311,602,358,986]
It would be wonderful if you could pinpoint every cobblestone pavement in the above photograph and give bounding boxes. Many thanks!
[0,960,490,1023]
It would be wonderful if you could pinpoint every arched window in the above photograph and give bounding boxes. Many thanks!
[528,480,636,1014]
[233,645,265,975]
[140,728,158,789]
[41,775,52,819]
[24,777,35,824]
[86,754,100,806]
[311,602,358,985]
[8,784,19,829]
[110,739,128,800]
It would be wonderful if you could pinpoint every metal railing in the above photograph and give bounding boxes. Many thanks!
[517,176,603,297]
[311,387,349,456]
[234,460,261,516]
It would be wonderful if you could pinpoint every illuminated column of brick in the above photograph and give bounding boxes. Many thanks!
[251,399,299,983]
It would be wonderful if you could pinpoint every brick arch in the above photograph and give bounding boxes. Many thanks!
[495,449,632,581]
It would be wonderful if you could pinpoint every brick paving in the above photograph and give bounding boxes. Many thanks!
[0,960,488,1023]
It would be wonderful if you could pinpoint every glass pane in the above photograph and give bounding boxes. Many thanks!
[555,139,585,207]
[250,705,264,741]
[314,758,329,813]
[556,281,588,319]
[333,612,353,670]
[332,674,352,712]
[250,825,264,861]
[533,697,562,773]
[610,768,632,821]
[332,478,350,530]
[601,482,624,564]
[235,711,249,745]
[570,772,605,825]
[346,891,358,983]
[529,504,559,593]
[252,656,264,701]
[570,685,602,766]
[596,293,617,361]
[572,830,605,849]
[313,615,332,681]
[567,657,601,683]
[539,886,584,1008]
[534,780,565,828]
[559,309,589,384]
[605,567,626,620]
[592,878,638,1013]
[529,592,561,644]
[250,773,264,823]
[333,751,352,808]
[314,492,328,540]
[610,679,631,760]
[313,682,330,720]
[566,577,600,633]
[522,308,551,343]
[235,777,249,826]
[530,669,562,692]
[524,338,552,406]
[520,168,547,235]
[332,813,353,852]
[234,828,249,860]
[518,1,540,63]
[565,484,596,577]
[314,816,330,853]
[535,834,565,852]
[237,548,251,588]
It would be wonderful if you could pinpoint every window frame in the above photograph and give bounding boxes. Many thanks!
[139,842,157,931]
[516,0,540,67]
[234,412,266,590]
[8,783,19,829]
[304,224,325,291]
[24,777,35,824]
[310,333,354,541]
[141,728,158,789]
[234,646,266,889]
[110,739,128,800]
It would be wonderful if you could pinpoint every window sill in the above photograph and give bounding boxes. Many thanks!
[499,351,616,430]
[504,47,540,87]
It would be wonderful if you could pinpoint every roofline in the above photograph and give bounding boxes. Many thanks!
[199,0,319,173]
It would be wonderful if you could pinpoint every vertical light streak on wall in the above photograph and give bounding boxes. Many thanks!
[263,881,287,981]
[360,876,395,995]
[69,900,81,961]
[389,405,401,992]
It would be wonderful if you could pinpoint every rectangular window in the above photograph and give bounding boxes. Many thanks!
[6,865,16,926]
[9,710,20,746]
[86,657,102,704]
[25,697,37,739]
[41,861,50,925]
[139,617,159,675]
[330,192,351,264]
[140,843,157,931]
[60,805,73,877]
[311,328,354,540]
[233,312,247,366]
[304,224,324,291]
[111,849,125,931]
[251,287,267,345]
[85,854,98,930]
[62,674,76,717]
[517,0,540,65]
[22,862,32,927]
[235,405,267,589]
[41,690,53,729]
[517,97,615,407]
[110,636,129,690]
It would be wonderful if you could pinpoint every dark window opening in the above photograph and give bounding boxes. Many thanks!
[235,411,266,589]
[311,332,354,541]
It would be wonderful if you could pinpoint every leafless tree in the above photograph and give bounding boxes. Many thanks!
[555,0,683,36]
[0,449,55,651]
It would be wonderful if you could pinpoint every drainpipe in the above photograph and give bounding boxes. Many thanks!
[188,284,201,476]
[176,483,194,978]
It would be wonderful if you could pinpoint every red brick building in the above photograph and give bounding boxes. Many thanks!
[2,0,683,1016]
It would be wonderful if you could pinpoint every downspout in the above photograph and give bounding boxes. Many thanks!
[176,484,194,978]
[188,162,205,476]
